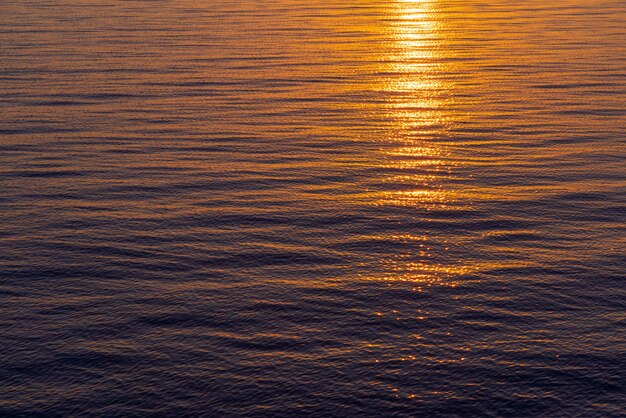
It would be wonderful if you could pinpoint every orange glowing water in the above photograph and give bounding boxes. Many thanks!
[1,0,625,415]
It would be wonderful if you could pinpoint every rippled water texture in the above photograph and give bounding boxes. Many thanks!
[1,0,625,416]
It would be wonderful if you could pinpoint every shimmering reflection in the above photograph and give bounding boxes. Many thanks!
[379,0,455,208]
[363,0,471,285]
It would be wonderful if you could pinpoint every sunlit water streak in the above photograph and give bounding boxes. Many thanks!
[0,0,625,416]
[364,0,471,285]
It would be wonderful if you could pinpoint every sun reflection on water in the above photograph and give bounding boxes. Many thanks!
[378,0,456,207]
[363,0,472,285]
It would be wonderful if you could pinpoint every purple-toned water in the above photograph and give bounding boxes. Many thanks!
[1,1,625,416]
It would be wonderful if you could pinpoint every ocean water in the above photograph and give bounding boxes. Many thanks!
[1,0,625,416]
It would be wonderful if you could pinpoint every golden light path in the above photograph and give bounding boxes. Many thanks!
[362,0,471,285]
[381,0,453,208]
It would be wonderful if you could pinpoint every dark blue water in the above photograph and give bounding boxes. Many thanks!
[1,0,625,416]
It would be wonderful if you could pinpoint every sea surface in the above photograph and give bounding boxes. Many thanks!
[1,0,625,416]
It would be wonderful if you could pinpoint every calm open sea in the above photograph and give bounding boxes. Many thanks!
[1,0,625,416]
